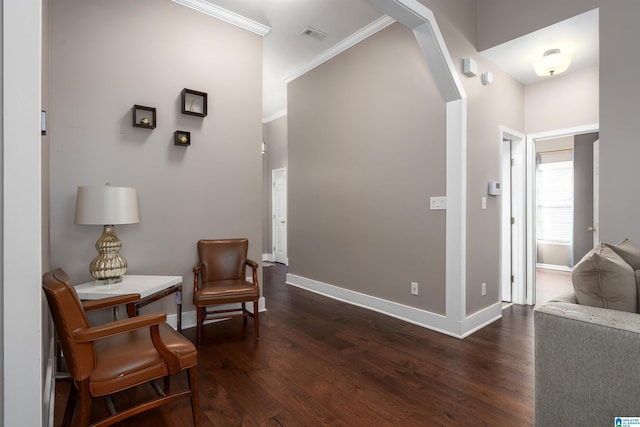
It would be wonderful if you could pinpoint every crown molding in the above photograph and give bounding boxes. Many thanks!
[283,15,396,83]
[172,0,271,36]
[263,109,288,124]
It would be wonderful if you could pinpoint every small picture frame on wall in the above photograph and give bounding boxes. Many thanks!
[132,105,157,128]
[174,130,191,146]
[181,88,207,117]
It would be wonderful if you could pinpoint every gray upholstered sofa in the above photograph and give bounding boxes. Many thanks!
[535,238,640,425]
[535,292,640,425]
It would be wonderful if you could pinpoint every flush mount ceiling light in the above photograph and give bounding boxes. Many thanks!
[533,48,573,77]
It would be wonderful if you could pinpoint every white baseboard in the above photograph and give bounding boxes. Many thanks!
[171,296,267,331]
[536,263,572,272]
[460,302,503,338]
[45,335,55,427]
[263,253,275,262]
[285,273,502,339]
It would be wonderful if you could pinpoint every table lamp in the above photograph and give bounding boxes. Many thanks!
[74,184,140,283]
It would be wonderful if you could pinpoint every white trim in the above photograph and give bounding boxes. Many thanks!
[527,123,599,142]
[286,273,454,337]
[171,0,271,36]
[3,0,43,425]
[536,263,572,272]
[45,336,56,427]
[366,0,465,102]
[445,99,467,325]
[263,253,275,262]
[263,109,287,124]
[283,15,396,83]
[499,127,526,304]
[460,302,503,338]
[286,273,501,339]
[512,131,526,304]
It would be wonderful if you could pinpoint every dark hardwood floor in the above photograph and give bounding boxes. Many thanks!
[55,264,534,426]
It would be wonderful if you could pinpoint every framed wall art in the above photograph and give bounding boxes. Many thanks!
[132,105,157,128]
[181,88,207,117]
[174,130,191,146]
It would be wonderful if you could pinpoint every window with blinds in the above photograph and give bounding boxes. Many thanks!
[536,160,573,244]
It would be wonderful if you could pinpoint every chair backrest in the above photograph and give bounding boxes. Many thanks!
[197,238,248,283]
[42,268,95,381]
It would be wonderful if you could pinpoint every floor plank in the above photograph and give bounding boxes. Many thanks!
[55,263,534,426]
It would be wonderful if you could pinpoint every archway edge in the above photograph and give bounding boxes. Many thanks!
[366,0,472,334]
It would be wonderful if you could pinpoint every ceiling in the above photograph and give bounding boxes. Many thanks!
[177,1,599,122]
[480,8,599,85]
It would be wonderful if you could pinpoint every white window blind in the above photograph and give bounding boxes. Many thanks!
[536,160,573,244]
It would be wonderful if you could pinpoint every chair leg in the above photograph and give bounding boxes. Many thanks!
[196,307,203,349]
[253,301,259,340]
[242,302,248,325]
[74,379,92,427]
[62,379,78,427]
[188,367,201,427]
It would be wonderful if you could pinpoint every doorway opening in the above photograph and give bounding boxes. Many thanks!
[501,124,599,306]
[525,124,599,306]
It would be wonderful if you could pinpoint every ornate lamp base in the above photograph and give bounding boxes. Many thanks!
[89,225,128,283]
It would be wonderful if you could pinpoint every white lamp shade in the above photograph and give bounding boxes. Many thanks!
[533,49,572,77]
[75,185,140,225]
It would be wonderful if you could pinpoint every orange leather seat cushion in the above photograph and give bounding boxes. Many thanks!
[195,279,259,306]
[90,324,196,396]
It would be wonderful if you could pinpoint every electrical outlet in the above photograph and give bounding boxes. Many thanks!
[411,282,419,296]
[429,196,446,210]
[481,282,487,296]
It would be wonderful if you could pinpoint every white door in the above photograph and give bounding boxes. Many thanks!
[593,139,600,246]
[501,139,513,302]
[272,168,288,264]
[501,127,526,304]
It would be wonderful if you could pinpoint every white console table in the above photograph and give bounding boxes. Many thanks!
[75,275,183,331]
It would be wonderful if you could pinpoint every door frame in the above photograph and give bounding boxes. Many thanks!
[271,167,288,265]
[500,126,526,304]
[525,124,599,305]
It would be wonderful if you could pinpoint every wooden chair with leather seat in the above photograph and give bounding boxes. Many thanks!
[43,268,200,427]
[193,238,260,347]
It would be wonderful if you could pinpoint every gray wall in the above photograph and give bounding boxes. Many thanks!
[262,116,288,256]
[288,0,524,317]
[479,0,640,245]
[289,23,447,313]
[48,0,263,316]
[524,67,598,134]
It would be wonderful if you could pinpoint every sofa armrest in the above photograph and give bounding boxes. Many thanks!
[534,298,640,426]
[546,291,578,304]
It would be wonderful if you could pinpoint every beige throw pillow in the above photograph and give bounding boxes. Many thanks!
[606,238,640,270]
[571,243,638,313]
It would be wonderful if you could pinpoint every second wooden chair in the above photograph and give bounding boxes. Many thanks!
[192,238,260,347]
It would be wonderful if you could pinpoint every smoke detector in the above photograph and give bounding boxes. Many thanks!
[301,26,327,40]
